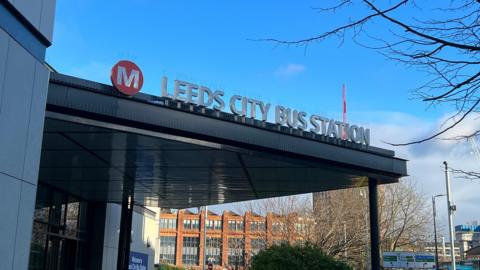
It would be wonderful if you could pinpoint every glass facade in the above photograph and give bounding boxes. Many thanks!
[28,185,90,270]
[295,222,307,234]
[157,212,319,268]
[228,220,244,231]
[228,238,244,267]
[206,219,222,230]
[250,220,265,232]
[206,237,222,265]
[159,236,176,264]
[272,222,284,233]
[160,218,177,229]
[183,219,199,230]
[182,236,199,265]
[250,238,266,256]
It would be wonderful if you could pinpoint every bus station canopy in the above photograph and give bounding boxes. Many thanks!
[40,73,407,209]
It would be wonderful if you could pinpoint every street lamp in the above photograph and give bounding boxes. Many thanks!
[432,194,446,269]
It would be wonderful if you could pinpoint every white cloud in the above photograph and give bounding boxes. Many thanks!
[363,112,480,231]
[275,63,306,78]
[203,110,480,233]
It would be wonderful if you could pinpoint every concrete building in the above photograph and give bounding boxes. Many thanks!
[424,237,461,262]
[456,224,480,260]
[0,1,55,269]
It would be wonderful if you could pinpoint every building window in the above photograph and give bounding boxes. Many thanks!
[29,185,90,270]
[250,221,265,232]
[228,238,245,267]
[159,236,176,264]
[250,238,266,256]
[272,222,284,233]
[183,219,199,230]
[272,239,288,246]
[206,237,222,265]
[182,237,199,265]
[295,222,307,234]
[160,218,177,229]
[206,220,222,230]
[228,220,244,231]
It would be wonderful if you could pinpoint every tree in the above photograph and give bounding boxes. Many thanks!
[312,188,369,267]
[249,243,352,270]
[378,181,432,252]
[238,195,313,244]
[235,180,431,268]
[263,0,480,145]
[313,181,432,267]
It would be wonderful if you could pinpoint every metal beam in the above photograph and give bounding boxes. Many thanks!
[369,178,380,270]
[117,187,134,270]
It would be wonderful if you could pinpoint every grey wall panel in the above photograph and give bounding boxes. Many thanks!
[0,29,10,110]
[0,1,54,269]
[102,203,121,270]
[0,38,35,179]
[9,0,42,31]
[40,0,56,42]
[0,173,22,270]
[12,182,36,270]
[23,62,49,184]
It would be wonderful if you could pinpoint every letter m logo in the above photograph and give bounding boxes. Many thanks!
[110,60,144,96]
[117,66,140,89]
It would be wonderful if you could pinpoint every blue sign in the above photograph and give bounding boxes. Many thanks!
[129,251,148,270]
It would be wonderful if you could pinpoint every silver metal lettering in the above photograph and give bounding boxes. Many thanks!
[259,102,271,122]
[199,87,213,107]
[247,98,257,119]
[117,66,139,89]
[327,119,338,138]
[213,91,225,111]
[229,95,243,116]
[349,125,360,143]
[361,127,370,145]
[241,97,248,116]
[342,123,350,140]
[173,80,188,102]
[186,83,199,104]
[335,121,345,139]
[298,111,308,130]
[286,109,298,128]
[310,115,321,133]
[161,76,171,98]
[318,117,328,135]
[275,105,286,125]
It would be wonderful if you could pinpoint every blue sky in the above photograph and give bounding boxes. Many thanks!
[47,0,453,122]
[47,1,479,226]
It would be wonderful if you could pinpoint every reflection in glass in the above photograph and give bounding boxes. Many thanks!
[28,185,90,270]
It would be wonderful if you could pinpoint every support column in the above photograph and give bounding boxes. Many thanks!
[117,190,134,270]
[368,178,380,270]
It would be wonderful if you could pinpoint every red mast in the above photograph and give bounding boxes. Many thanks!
[342,84,347,139]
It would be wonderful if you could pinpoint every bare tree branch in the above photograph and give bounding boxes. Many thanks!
[260,0,480,145]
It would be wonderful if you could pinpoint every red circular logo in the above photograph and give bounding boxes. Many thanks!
[110,60,144,96]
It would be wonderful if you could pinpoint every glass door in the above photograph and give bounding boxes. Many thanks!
[29,185,90,270]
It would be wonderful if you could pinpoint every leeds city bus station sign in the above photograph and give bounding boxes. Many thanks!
[110,60,371,146]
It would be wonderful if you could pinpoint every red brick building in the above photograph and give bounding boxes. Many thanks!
[158,209,297,269]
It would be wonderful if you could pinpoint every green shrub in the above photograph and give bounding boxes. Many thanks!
[249,243,352,270]
[157,263,185,270]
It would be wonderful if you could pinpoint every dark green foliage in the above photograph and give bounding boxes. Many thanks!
[157,263,185,270]
[249,243,352,270]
